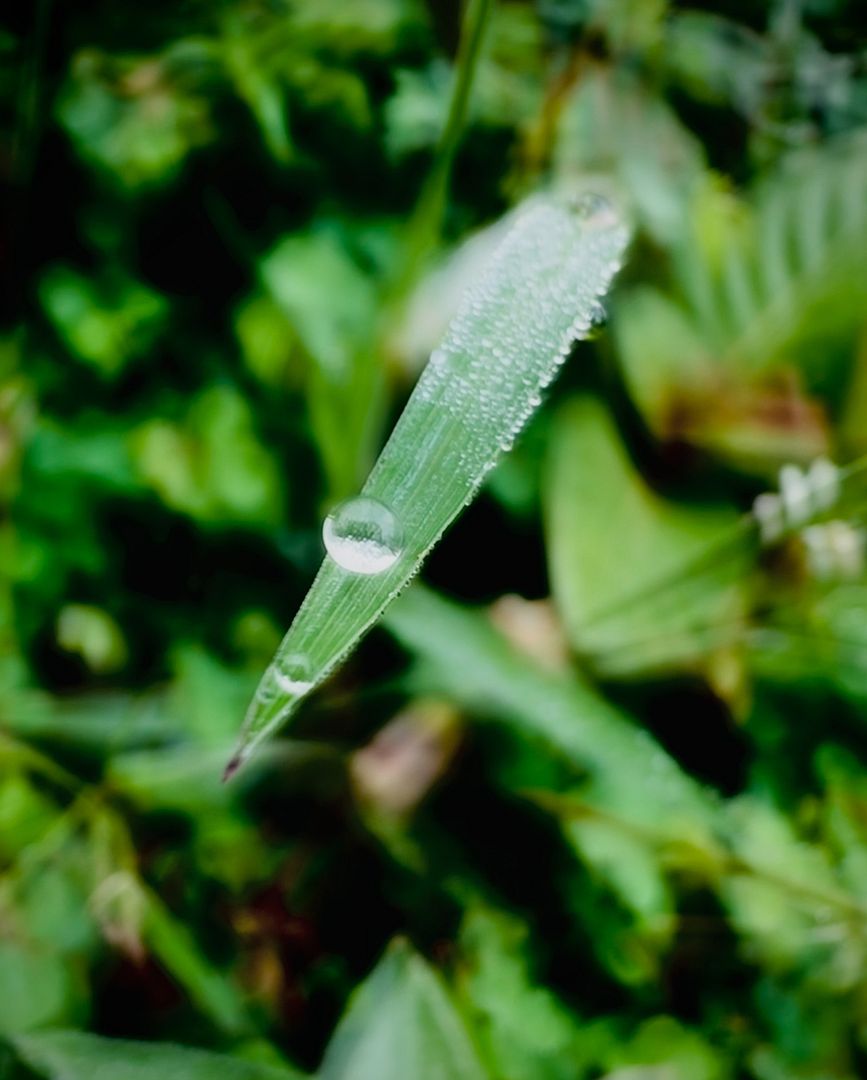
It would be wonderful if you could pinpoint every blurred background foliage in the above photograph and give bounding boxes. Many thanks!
[2,0,867,1076]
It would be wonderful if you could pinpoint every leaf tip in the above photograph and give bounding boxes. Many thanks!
[222,750,244,783]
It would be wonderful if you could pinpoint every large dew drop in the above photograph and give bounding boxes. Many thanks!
[323,496,404,575]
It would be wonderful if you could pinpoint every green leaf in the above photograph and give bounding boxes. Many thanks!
[383,586,715,837]
[563,815,675,984]
[673,138,867,376]
[0,774,58,861]
[818,745,867,905]
[600,1015,730,1080]
[262,229,375,384]
[260,226,379,499]
[544,396,747,676]
[718,795,857,976]
[39,266,167,378]
[13,1030,305,1080]
[57,46,217,190]
[230,196,629,773]
[319,938,488,1080]
[457,906,595,1080]
[143,892,251,1036]
[130,386,284,526]
[0,943,83,1035]
[552,68,705,245]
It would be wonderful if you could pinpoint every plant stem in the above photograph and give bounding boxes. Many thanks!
[350,0,495,488]
[390,0,496,303]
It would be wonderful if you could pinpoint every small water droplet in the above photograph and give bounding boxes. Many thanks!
[570,193,619,230]
[323,496,404,575]
[273,653,313,696]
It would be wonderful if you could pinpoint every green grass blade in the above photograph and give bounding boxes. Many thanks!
[383,584,714,834]
[226,196,629,775]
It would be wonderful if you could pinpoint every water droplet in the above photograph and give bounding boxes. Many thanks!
[323,496,404,575]
[589,300,607,325]
[274,653,313,695]
[570,193,619,230]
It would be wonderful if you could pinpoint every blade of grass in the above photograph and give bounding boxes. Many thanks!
[382,585,716,836]
[226,196,630,775]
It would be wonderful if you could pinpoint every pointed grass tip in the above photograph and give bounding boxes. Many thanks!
[222,751,244,784]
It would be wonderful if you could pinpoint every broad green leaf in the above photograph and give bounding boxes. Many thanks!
[1,692,173,755]
[108,745,236,812]
[544,396,747,676]
[319,938,488,1080]
[229,196,629,773]
[0,943,82,1034]
[13,1030,304,1080]
[262,230,375,383]
[0,858,94,1034]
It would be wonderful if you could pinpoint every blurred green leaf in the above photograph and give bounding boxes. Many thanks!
[39,266,168,378]
[0,942,82,1034]
[599,1015,729,1080]
[13,1030,305,1080]
[553,68,705,244]
[457,906,597,1080]
[545,396,746,676]
[384,586,715,837]
[261,226,378,497]
[234,294,298,388]
[0,773,58,862]
[143,890,251,1036]
[56,604,127,674]
[563,815,675,985]
[719,795,858,978]
[57,47,217,190]
[319,938,488,1080]
[130,386,284,525]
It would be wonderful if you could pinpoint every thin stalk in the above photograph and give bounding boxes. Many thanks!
[348,0,497,487]
[390,0,496,302]
[529,789,867,923]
